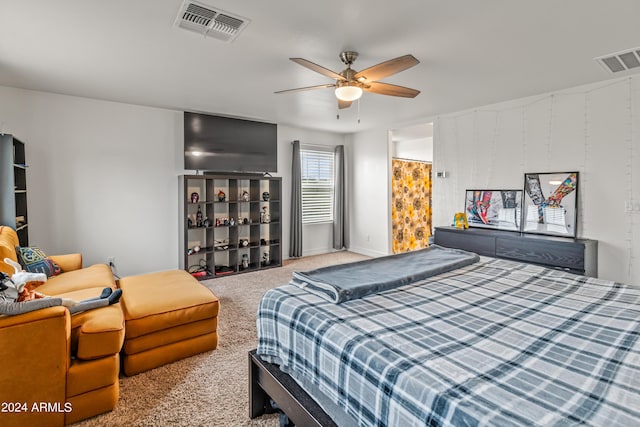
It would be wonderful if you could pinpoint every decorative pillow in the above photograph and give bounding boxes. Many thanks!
[15,246,63,277]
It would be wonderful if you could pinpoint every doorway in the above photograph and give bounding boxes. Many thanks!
[389,123,433,254]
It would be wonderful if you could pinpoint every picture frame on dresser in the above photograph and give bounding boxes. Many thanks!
[522,171,578,237]
[464,189,522,232]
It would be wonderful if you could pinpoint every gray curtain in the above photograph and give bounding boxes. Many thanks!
[290,140,303,257]
[333,145,348,250]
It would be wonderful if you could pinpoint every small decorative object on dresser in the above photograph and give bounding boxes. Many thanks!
[452,212,468,229]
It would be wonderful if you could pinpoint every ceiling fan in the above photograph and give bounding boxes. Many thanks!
[275,51,420,110]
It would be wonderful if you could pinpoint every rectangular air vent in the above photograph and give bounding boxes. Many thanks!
[175,0,249,42]
[595,47,640,74]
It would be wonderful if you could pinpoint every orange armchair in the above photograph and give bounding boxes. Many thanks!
[0,226,124,426]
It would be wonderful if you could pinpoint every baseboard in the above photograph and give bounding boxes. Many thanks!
[348,246,388,258]
[303,247,339,257]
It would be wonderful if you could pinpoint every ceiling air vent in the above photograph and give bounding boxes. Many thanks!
[595,47,640,74]
[175,0,249,42]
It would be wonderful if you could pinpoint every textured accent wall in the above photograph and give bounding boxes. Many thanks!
[433,75,640,285]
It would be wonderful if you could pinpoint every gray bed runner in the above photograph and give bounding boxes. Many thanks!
[290,244,479,303]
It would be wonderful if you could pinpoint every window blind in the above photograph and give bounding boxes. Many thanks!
[301,148,335,224]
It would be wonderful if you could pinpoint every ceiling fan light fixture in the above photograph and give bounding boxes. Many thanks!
[335,84,362,102]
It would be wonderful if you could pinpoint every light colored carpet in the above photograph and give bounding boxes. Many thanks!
[76,251,369,427]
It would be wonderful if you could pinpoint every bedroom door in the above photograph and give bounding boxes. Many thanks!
[391,159,432,253]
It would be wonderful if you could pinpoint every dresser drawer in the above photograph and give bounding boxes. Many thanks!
[496,236,584,272]
[435,229,495,257]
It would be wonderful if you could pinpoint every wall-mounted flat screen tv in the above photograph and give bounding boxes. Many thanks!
[184,112,277,173]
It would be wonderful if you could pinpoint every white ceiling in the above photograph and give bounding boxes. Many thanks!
[1,0,639,134]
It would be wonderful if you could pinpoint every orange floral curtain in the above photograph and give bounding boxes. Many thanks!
[392,159,432,253]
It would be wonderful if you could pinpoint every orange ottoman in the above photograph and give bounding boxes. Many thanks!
[118,270,219,376]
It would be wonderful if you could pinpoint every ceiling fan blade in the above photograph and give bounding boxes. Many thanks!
[363,82,420,98]
[290,58,346,81]
[354,54,419,82]
[275,84,335,94]
[338,99,352,109]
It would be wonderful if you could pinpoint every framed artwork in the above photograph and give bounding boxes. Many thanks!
[464,190,522,232]
[522,172,578,237]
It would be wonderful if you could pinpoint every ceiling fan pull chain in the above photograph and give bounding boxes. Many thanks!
[357,99,361,124]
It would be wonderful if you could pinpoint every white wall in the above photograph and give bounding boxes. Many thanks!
[0,85,182,276]
[0,84,347,274]
[392,137,433,162]
[276,126,347,258]
[348,129,391,257]
[433,76,640,284]
[7,75,636,282]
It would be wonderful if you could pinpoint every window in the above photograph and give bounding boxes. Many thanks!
[301,147,335,224]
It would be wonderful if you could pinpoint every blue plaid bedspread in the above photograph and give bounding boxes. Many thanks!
[256,257,640,427]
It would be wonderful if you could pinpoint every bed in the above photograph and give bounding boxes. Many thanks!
[250,247,640,426]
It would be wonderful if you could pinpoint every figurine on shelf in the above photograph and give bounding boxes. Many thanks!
[241,190,250,201]
[262,191,270,201]
[187,218,193,228]
[191,192,199,204]
[196,205,203,227]
[260,206,271,224]
[229,218,236,226]
[203,218,211,228]
[262,251,270,266]
[218,190,226,202]
[242,254,249,269]
[187,245,201,256]
[215,218,221,227]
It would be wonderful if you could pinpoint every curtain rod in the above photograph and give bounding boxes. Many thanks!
[293,141,337,150]
[392,157,432,164]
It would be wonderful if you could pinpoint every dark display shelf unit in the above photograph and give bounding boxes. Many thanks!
[0,134,28,246]
[179,174,282,279]
[434,226,597,277]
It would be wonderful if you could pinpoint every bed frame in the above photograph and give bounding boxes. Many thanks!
[249,349,337,427]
